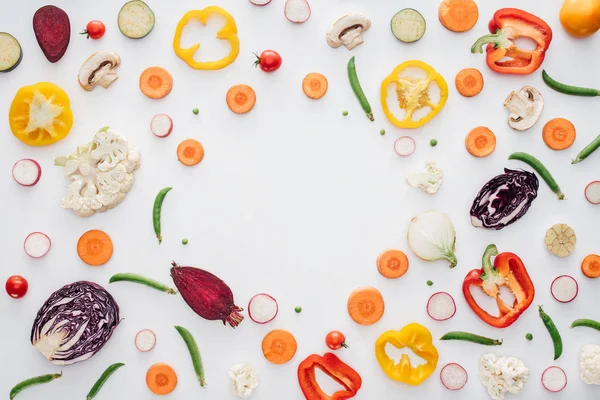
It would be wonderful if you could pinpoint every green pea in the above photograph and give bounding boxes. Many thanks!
[192,108,199,115]
[526,333,533,341]
[295,306,302,313]
[380,129,386,136]
[182,238,189,245]
[427,280,433,286]
[430,139,438,147]
[342,110,348,116]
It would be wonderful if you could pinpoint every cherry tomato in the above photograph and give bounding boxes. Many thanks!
[254,50,282,72]
[6,275,28,299]
[325,331,348,350]
[80,20,106,40]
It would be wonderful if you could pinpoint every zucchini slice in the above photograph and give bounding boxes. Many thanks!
[118,0,155,39]
[0,32,23,72]
[391,8,426,43]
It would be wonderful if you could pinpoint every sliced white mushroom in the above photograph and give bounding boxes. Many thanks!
[503,86,544,131]
[326,13,371,50]
[78,51,121,91]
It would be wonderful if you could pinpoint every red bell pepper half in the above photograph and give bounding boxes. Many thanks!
[471,8,553,75]
[463,244,535,328]
[297,352,362,400]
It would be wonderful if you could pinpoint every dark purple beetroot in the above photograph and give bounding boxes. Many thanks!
[171,261,244,328]
[33,5,71,62]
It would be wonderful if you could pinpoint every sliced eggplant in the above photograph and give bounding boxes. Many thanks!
[0,33,22,72]
[118,0,155,39]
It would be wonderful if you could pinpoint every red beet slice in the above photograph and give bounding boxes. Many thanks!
[33,5,71,63]
[171,261,244,328]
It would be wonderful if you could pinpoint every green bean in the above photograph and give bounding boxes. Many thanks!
[539,306,563,360]
[440,331,503,346]
[572,134,600,164]
[153,187,172,244]
[175,325,206,388]
[542,70,600,97]
[571,318,600,331]
[86,363,125,400]
[508,152,565,199]
[10,372,62,399]
[347,57,374,122]
[109,273,176,295]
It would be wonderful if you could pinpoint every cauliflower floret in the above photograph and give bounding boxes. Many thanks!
[580,344,600,385]
[479,353,529,400]
[406,161,443,194]
[229,363,259,398]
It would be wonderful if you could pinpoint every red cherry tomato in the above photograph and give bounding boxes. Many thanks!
[254,50,282,72]
[325,331,348,350]
[81,20,106,40]
[6,275,28,299]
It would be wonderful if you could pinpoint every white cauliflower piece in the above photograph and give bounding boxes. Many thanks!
[406,161,443,194]
[580,344,600,384]
[55,127,140,217]
[229,363,259,398]
[479,353,529,400]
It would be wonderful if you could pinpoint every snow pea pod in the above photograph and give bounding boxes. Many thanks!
[109,273,177,294]
[509,152,565,199]
[175,325,206,387]
[571,318,600,331]
[539,306,563,360]
[153,187,172,244]
[542,70,600,97]
[440,331,503,346]
[348,57,374,121]
[10,372,62,399]
[572,134,600,164]
[86,363,125,400]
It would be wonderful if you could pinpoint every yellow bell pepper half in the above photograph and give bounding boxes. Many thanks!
[173,6,240,70]
[375,323,439,386]
[381,60,448,129]
[9,82,73,146]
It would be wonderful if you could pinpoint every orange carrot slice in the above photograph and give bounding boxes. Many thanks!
[146,363,178,395]
[582,254,600,278]
[140,67,173,99]
[439,0,479,32]
[543,118,576,151]
[377,250,409,279]
[77,230,113,266]
[465,126,496,157]
[302,73,328,99]
[262,329,297,364]
[347,286,384,325]
[177,139,204,166]
[226,84,256,114]
[455,68,484,97]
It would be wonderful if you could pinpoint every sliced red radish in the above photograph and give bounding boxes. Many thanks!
[285,0,311,23]
[427,292,456,321]
[585,181,600,204]
[394,136,416,157]
[24,232,51,258]
[250,0,272,5]
[440,363,468,390]
[551,275,578,303]
[248,293,278,324]
[151,114,173,138]
[135,329,156,352]
[13,159,41,186]
[542,366,567,392]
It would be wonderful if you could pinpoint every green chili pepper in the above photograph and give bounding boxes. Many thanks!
[295,306,302,313]
[10,372,62,400]
[153,187,172,244]
[572,134,600,164]
[440,331,503,346]
[175,325,206,388]
[542,70,600,97]
[508,152,564,199]
[109,273,177,294]
[571,318,600,331]
[526,333,533,341]
[347,57,374,121]
[86,363,125,400]
[539,306,563,360]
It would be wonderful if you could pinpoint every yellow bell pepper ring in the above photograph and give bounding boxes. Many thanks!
[173,6,240,70]
[375,323,439,386]
[9,82,74,146]
[381,60,448,129]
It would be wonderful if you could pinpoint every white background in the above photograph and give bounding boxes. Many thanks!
[1,0,600,399]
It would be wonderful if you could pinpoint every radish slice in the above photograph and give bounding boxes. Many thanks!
[394,136,416,156]
[151,114,173,138]
[250,0,271,5]
[12,159,41,186]
[585,181,600,204]
[551,275,578,303]
[248,293,278,324]
[135,329,156,352]
[285,0,311,23]
[24,232,51,258]
[440,363,468,390]
[542,366,567,392]
[427,292,456,321]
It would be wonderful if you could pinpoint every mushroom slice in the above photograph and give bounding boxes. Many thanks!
[78,51,121,91]
[503,86,543,131]
[326,13,371,50]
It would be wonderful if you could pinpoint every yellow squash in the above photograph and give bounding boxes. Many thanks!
[560,0,600,37]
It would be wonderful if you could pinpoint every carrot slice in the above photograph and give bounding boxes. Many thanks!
[347,286,384,325]
[455,68,484,97]
[377,249,409,279]
[465,126,496,157]
[582,254,600,278]
[262,329,297,364]
[543,118,576,151]
[140,67,173,99]
[177,139,204,166]
[438,0,479,32]
[77,230,113,266]
[302,73,328,99]
[146,363,177,395]
[226,84,256,114]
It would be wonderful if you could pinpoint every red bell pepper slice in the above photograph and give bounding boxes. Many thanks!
[297,353,362,400]
[463,244,535,328]
[471,8,553,75]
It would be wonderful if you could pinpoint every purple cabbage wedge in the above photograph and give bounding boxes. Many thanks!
[470,168,539,230]
[30,281,120,365]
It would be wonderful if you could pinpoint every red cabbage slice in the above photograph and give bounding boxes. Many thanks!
[30,281,120,366]
[470,168,539,230]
